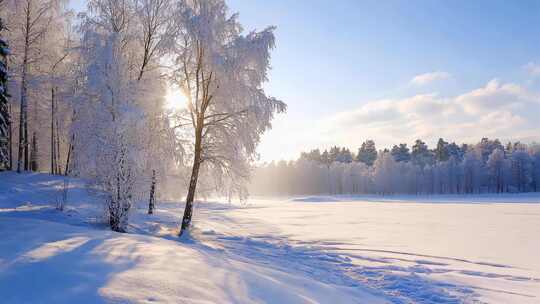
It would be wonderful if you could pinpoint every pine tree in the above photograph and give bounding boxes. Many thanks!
[435,138,449,162]
[307,149,322,163]
[0,16,9,171]
[338,147,353,163]
[476,138,504,164]
[356,140,377,166]
[30,132,39,171]
[447,142,463,161]
[329,146,340,163]
[391,143,411,162]
[412,139,433,168]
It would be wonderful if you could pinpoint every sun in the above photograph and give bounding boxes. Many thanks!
[165,85,188,111]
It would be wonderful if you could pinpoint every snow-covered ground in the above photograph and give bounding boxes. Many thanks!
[1,172,539,303]
[214,196,540,303]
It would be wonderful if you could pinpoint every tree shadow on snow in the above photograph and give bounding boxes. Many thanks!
[172,204,538,304]
[0,223,139,304]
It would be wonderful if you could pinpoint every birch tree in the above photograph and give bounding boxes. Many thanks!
[46,18,73,175]
[71,0,179,232]
[3,0,60,172]
[0,3,9,170]
[487,148,508,193]
[73,0,140,232]
[134,0,173,81]
[172,0,285,235]
[132,0,176,214]
[511,149,532,192]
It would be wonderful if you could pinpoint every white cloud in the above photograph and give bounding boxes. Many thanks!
[258,79,540,161]
[322,79,540,149]
[455,79,532,114]
[524,62,540,77]
[410,71,451,86]
[328,99,400,126]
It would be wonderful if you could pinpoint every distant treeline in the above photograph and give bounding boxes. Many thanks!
[249,138,540,195]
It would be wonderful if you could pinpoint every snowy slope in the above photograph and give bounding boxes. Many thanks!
[0,172,387,304]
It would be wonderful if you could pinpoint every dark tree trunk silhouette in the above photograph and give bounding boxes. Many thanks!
[180,118,203,235]
[148,169,156,214]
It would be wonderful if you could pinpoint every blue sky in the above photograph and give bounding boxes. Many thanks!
[230,0,540,101]
[70,0,540,161]
[226,0,540,161]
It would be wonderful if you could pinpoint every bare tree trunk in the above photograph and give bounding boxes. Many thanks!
[0,86,8,172]
[64,134,73,176]
[30,131,38,171]
[50,87,55,174]
[179,122,203,236]
[148,169,156,214]
[17,63,28,172]
[55,119,60,173]
[8,102,12,170]
[17,3,31,173]
[23,111,29,170]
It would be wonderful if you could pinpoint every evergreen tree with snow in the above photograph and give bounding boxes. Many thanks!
[412,139,434,168]
[505,141,514,157]
[391,143,411,162]
[337,147,353,163]
[300,149,322,163]
[251,137,540,196]
[356,140,377,166]
[0,15,9,171]
[435,138,449,162]
[476,138,504,164]
[447,142,463,162]
[321,150,331,165]
[329,146,341,163]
